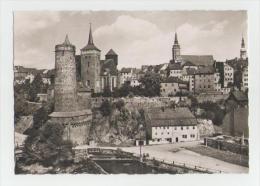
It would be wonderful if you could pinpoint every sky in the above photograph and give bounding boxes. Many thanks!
[14,11,247,69]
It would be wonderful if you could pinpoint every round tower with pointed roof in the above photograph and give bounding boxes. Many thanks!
[81,23,101,93]
[49,35,93,146]
[172,32,181,63]
[54,35,78,112]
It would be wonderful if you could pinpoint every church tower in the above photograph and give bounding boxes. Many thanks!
[240,36,247,60]
[81,24,101,93]
[172,32,181,63]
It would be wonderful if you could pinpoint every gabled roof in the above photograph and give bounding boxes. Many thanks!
[106,49,117,56]
[182,61,196,67]
[195,66,215,74]
[181,55,214,67]
[148,107,197,127]
[230,91,248,102]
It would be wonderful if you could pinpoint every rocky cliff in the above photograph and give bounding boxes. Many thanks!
[89,100,146,146]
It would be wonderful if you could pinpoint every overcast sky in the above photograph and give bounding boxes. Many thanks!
[14,11,247,69]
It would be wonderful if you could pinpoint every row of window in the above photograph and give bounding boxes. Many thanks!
[198,85,211,89]
[154,126,196,130]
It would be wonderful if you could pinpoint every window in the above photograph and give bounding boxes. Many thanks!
[181,127,183,130]
[175,127,177,130]
[190,134,195,138]
[167,132,170,135]
[182,135,187,138]
[186,126,189,129]
[193,126,195,130]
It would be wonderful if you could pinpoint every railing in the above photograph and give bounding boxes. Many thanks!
[75,148,226,174]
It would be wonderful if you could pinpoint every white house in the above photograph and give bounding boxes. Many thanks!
[223,63,234,87]
[242,66,248,91]
[148,107,199,144]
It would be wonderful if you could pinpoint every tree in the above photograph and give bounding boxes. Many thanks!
[139,72,161,97]
[14,91,29,122]
[234,71,242,90]
[114,99,125,111]
[99,100,112,117]
[28,73,44,102]
[24,122,73,166]
[102,86,112,97]
[198,101,225,125]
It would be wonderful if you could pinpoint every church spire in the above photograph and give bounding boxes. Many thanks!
[63,34,71,45]
[174,32,179,44]
[240,35,247,60]
[241,36,245,48]
[88,23,94,45]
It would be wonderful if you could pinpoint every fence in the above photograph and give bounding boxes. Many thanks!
[204,138,249,156]
[74,147,225,174]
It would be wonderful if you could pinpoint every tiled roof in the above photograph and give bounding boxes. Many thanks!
[226,58,248,70]
[168,63,182,70]
[106,49,117,56]
[81,44,101,51]
[182,61,196,67]
[181,55,214,67]
[161,77,188,84]
[230,91,248,102]
[148,107,197,127]
[195,66,215,74]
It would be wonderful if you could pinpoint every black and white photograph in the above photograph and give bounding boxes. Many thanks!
[0,1,260,186]
[13,10,249,174]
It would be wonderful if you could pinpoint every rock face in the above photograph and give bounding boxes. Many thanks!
[90,102,145,146]
[197,119,215,137]
[15,116,33,134]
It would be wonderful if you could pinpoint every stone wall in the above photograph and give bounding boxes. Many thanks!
[49,113,92,146]
[54,48,78,112]
[195,93,229,103]
[81,51,101,93]
[90,96,188,109]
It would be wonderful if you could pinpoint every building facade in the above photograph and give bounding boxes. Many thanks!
[242,66,248,91]
[148,107,199,144]
[194,67,215,94]
[80,25,101,93]
[160,77,188,96]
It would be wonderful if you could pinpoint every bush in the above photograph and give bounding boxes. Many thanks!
[24,122,73,167]
[198,101,225,125]
[99,100,112,117]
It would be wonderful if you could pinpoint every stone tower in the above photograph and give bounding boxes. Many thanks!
[81,24,101,93]
[53,35,78,112]
[49,35,92,146]
[105,49,118,66]
[172,32,181,63]
[240,36,247,60]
